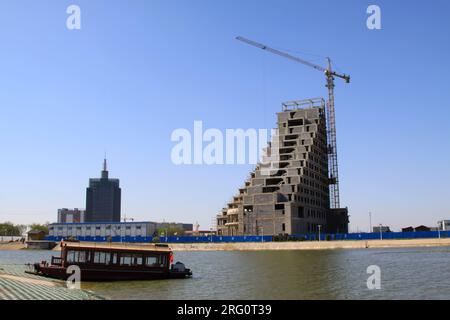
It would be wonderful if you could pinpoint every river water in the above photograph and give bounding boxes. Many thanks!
[1,247,450,300]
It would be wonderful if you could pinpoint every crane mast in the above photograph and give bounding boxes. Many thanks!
[236,36,350,209]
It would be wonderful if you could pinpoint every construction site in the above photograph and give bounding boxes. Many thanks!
[216,37,350,236]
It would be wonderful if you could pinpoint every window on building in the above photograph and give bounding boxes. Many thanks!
[298,207,304,218]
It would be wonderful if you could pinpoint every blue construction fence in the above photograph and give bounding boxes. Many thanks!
[45,231,450,244]
[289,230,450,241]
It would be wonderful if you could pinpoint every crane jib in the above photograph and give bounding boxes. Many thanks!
[236,35,350,209]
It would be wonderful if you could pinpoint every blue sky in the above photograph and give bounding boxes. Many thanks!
[0,0,449,232]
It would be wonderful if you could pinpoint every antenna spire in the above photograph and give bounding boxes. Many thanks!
[101,156,109,179]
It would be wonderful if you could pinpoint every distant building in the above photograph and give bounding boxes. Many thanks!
[403,225,438,232]
[414,225,431,232]
[373,225,391,233]
[185,230,215,236]
[49,222,155,239]
[47,221,193,241]
[85,159,121,222]
[27,230,46,241]
[402,226,414,233]
[438,220,450,231]
[57,208,85,223]
[156,222,193,234]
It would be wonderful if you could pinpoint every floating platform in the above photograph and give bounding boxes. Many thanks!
[0,264,104,300]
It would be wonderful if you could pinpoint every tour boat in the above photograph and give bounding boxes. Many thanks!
[26,242,192,281]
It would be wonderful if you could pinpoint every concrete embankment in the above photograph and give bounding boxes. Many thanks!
[0,265,104,300]
[169,238,450,251]
[6,238,450,252]
[0,242,26,251]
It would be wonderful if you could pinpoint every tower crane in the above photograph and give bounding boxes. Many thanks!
[236,36,350,209]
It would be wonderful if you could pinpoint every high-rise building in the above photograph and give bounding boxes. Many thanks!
[216,98,348,236]
[85,159,121,222]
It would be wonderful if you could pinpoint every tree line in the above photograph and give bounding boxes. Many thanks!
[0,222,49,236]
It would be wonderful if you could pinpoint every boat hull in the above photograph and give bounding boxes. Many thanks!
[31,264,192,281]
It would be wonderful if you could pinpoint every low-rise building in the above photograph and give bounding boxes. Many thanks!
[373,225,391,233]
[49,221,156,240]
[27,230,46,241]
[47,221,193,241]
[402,225,432,232]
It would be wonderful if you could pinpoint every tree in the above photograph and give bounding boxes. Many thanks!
[29,223,49,235]
[157,226,185,237]
[0,222,21,236]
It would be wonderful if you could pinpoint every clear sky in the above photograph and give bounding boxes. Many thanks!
[0,0,449,232]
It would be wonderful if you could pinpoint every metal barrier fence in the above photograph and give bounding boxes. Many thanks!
[0,236,23,242]
[160,235,273,243]
[45,231,450,244]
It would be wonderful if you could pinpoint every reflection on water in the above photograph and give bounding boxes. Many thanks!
[2,247,450,299]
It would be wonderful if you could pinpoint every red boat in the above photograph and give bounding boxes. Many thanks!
[27,242,192,281]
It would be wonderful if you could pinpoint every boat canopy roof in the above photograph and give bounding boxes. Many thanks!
[61,242,172,253]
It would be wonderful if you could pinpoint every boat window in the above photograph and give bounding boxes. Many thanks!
[145,255,166,267]
[145,256,158,266]
[111,253,118,264]
[93,251,110,264]
[78,251,87,263]
[120,255,132,266]
[66,250,88,264]
[67,250,76,263]
[134,255,143,266]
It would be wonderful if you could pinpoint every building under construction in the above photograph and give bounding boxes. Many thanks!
[216,98,348,236]
[216,37,350,236]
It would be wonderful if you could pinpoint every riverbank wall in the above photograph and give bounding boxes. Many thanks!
[3,238,450,252]
[0,242,26,250]
[169,238,450,251]
[40,238,450,252]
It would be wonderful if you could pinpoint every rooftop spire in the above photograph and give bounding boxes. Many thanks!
[101,156,109,179]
